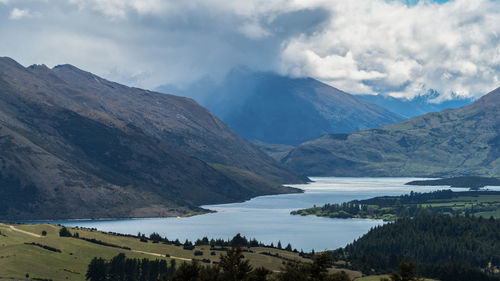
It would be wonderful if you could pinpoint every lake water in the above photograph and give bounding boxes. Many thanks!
[35,177,468,251]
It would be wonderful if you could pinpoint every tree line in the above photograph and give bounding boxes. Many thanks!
[87,247,351,281]
[143,232,298,253]
[332,215,500,281]
[86,253,176,281]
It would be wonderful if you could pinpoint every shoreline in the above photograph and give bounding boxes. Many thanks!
[8,185,306,223]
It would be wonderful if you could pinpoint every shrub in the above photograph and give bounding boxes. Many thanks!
[59,227,72,237]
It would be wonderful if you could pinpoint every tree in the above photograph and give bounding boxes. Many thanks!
[140,258,150,281]
[230,233,248,247]
[277,252,351,281]
[108,253,126,281]
[199,265,221,281]
[249,267,271,281]
[124,258,140,281]
[277,262,309,281]
[86,257,107,281]
[59,226,72,237]
[219,247,253,281]
[171,260,202,281]
[381,261,424,281]
[310,252,334,281]
[150,232,162,243]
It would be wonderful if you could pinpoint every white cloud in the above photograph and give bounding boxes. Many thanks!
[1,0,500,101]
[68,0,168,19]
[278,0,500,98]
[9,8,35,19]
[239,21,271,39]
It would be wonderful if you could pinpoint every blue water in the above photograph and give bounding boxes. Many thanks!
[32,177,467,251]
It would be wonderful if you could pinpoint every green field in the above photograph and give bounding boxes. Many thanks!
[292,191,500,220]
[0,223,364,280]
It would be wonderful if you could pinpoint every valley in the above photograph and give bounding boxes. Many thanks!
[2,178,497,281]
[169,69,405,146]
[34,177,442,252]
[2,1,500,280]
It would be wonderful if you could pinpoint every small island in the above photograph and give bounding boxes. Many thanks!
[291,190,500,221]
[405,176,500,190]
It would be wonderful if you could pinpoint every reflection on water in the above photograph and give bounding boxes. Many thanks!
[30,177,467,251]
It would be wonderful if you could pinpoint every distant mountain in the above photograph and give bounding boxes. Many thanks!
[359,91,475,118]
[283,86,500,177]
[0,57,304,220]
[251,140,295,162]
[163,69,405,146]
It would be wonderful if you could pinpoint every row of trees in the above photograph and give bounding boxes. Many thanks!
[87,248,351,281]
[86,253,176,281]
[144,232,297,253]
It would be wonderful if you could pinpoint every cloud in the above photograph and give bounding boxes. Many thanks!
[67,0,169,19]
[0,0,319,90]
[9,8,36,19]
[278,0,500,98]
[239,21,271,40]
[0,0,499,101]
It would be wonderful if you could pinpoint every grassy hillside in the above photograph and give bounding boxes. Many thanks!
[0,223,363,281]
[283,87,500,177]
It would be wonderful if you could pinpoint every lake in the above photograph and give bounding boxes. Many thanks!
[35,177,467,251]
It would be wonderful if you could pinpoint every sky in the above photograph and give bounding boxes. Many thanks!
[1,0,500,101]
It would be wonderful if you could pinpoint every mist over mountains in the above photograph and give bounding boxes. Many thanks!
[359,91,475,118]
[0,55,496,220]
[162,69,405,146]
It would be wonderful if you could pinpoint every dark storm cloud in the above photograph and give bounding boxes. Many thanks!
[1,0,500,100]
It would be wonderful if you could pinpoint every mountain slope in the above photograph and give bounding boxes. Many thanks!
[0,57,302,220]
[283,86,500,177]
[359,91,475,118]
[167,69,405,146]
[50,65,304,184]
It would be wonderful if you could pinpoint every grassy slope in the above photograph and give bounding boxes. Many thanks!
[0,223,361,280]
[293,192,500,220]
[283,87,500,177]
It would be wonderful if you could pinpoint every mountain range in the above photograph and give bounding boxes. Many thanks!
[283,86,500,177]
[163,69,405,146]
[0,57,305,220]
[359,91,475,118]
